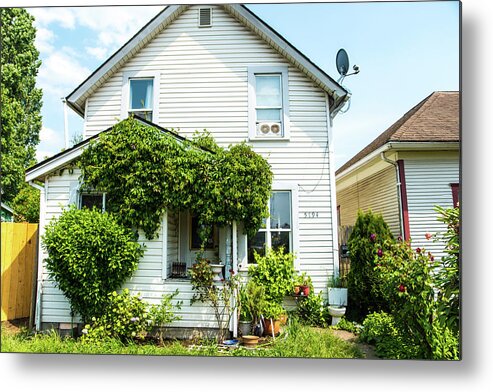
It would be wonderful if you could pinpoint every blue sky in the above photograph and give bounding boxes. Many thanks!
[27,1,460,169]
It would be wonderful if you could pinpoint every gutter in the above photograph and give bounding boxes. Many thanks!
[326,93,340,278]
[380,152,405,240]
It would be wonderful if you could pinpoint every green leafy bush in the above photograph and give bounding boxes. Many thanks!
[360,312,419,359]
[248,247,296,304]
[375,208,460,360]
[81,289,182,344]
[330,317,360,334]
[42,206,144,322]
[293,290,329,327]
[434,205,460,334]
[346,210,394,321]
[81,289,151,343]
[239,280,267,324]
[80,117,273,240]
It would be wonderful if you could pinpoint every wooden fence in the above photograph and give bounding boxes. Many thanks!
[338,225,353,278]
[1,222,38,322]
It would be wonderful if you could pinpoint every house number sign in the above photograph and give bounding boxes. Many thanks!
[304,212,319,218]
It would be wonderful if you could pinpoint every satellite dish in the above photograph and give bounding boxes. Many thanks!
[336,49,350,76]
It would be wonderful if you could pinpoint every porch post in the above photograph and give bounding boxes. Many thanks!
[231,220,238,337]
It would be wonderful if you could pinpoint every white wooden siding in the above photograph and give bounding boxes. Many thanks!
[336,166,401,237]
[39,5,337,328]
[82,5,336,298]
[404,157,459,260]
[39,170,218,328]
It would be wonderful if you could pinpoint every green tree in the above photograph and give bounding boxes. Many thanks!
[346,210,394,322]
[11,182,40,222]
[1,8,42,203]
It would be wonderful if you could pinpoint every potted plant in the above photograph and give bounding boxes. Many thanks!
[238,280,267,336]
[327,275,348,306]
[262,302,284,336]
[299,272,311,296]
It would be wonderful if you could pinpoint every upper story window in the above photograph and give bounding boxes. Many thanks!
[248,66,290,140]
[129,78,153,121]
[121,70,160,123]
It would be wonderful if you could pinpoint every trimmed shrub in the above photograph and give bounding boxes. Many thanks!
[42,206,144,322]
[346,210,394,322]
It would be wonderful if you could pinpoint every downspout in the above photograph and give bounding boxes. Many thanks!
[380,152,405,239]
[29,180,45,331]
[325,93,340,278]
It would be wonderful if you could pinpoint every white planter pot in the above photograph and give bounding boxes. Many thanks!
[328,287,348,306]
[209,263,224,282]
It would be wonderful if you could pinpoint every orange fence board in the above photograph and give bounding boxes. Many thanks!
[1,223,38,321]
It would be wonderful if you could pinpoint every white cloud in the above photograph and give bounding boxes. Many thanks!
[29,8,76,30]
[85,46,108,61]
[37,51,91,97]
[35,27,55,53]
[36,126,64,162]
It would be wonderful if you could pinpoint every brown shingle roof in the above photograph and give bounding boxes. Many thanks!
[336,91,459,175]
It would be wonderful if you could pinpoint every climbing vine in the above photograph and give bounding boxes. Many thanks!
[79,117,273,240]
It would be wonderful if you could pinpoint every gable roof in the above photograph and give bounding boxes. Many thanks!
[336,91,460,176]
[66,4,348,117]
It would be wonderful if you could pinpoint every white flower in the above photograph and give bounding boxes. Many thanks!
[82,329,88,335]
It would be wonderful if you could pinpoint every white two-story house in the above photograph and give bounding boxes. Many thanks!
[26,4,349,336]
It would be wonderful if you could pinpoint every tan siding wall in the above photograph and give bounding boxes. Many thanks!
[82,4,336,298]
[336,166,400,237]
[404,156,459,260]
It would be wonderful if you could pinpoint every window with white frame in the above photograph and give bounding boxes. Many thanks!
[248,66,289,140]
[128,78,153,121]
[121,71,159,123]
[79,191,107,212]
[248,191,292,263]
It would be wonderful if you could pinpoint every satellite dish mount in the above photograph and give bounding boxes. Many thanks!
[336,48,360,84]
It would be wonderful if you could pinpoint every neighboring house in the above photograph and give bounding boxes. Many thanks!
[336,91,459,260]
[25,4,349,335]
[1,202,14,222]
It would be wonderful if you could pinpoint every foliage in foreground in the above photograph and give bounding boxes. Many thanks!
[80,289,181,344]
[80,117,273,240]
[363,205,460,360]
[42,207,144,322]
[1,321,362,359]
[346,210,394,322]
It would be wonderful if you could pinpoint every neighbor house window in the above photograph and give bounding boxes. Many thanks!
[79,191,106,212]
[129,78,153,121]
[248,191,292,263]
[121,71,160,123]
[248,66,289,140]
[451,183,459,208]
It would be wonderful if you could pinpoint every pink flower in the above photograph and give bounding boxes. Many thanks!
[397,236,402,242]
[425,233,432,240]
[377,249,383,257]
[398,284,406,292]
[370,233,377,242]
[416,247,421,253]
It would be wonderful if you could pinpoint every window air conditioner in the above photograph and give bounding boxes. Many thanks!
[258,122,281,135]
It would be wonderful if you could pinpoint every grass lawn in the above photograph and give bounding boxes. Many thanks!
[1,321,364,359]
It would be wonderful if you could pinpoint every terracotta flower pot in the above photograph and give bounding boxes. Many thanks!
[263,318,280,336]
[294,285,301,295]
[300,285,310,296]
[279,313,288,326]
[242,335,259,347]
